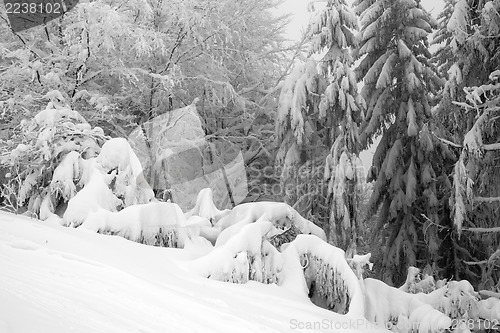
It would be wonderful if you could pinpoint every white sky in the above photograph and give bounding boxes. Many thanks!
[282,0,445,40]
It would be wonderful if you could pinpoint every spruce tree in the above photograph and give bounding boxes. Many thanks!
[432,0,459,78]
[353,0,451,284]
[436,0,500,287]
[276,0,364,253]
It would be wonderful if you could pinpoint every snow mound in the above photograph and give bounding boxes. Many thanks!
[283,235,365,317]
[185,188,231,224]
[33,104,87,127]
[0,210,391,333]
[63,159,122,226]
[190,220,283,284]
[193,222,364,318]
[63,138,154,226]
[215,201,326,244]
[96,138,154,206]
[80,202,188,248]
[479,297,500,321]
[364,278,452,332]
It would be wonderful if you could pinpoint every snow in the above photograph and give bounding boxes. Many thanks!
[364,278,452,332]
[63,159,122,227]
[284,235,365,317]
[33,104,86,127]
[479,298,500,321]
[447,0,469,47]
[190,220,282,283]
[0,211,387,333]
[80,202,188,248]
[214,201,326,241]
[62,138,155,226]
[49,151,80,201]
[96,138,154,207]
[184,188,230,224]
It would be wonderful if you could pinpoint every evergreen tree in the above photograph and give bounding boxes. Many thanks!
[353,0,451,284]
[432,0,459,78]
[276,0,364,253]
[436,0,500,288]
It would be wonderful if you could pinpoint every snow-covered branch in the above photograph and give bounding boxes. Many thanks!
[463,226,500,233]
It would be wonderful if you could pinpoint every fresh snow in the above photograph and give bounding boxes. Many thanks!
[215,201,326,241]
[80,202,188,247]
[0,211,387,333]
[62,138,155,226]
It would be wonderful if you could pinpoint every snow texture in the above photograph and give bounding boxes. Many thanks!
[190,220,283,284]
[184,188,231,225]
[63,159,122,227]
[283,234,366,317]
[80,202,188,248]
[96,138,155,207]
[364,277,452,332]
[0,210,387,333]
[63,138,154,226]
[215,201,327,244]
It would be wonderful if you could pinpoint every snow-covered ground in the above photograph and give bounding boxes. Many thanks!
[0,211,386,333]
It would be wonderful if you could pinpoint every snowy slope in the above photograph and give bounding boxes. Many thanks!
[0,211,386,333]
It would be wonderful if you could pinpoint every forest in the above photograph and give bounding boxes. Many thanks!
[1,0,500,332]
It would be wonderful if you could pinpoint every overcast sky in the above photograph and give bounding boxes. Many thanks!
[282,0,445,40]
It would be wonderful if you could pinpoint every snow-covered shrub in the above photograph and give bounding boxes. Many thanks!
[282,235,365,317]
[0,103,155,223]
[478,297,500,321]
[364,277,452,332]
[61,158,122,226]
[215,201,326,244]
[399,266,444,294]
[63,138,155,226]
[190,221,283,283]
[363,265,500,332]
[80,202,188,248]
[0,102,108,216]
[268,224,302,249]
[347,253,373,280]
[184,188,231,225]
[192,216,365,317]
[415,279,480,321]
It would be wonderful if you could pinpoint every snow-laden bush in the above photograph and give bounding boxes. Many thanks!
[284,235,365,317]
[363,265,500,333]
[0,103,155,223]
[190,220,283,284]
[214,200,326,247]
[185,191,500,329]
[186,192,363,316]
[80,202,188,248]
[0,103,108,216]
[62,138,154,226]
[184,187,231,224]
[364,277,452,332]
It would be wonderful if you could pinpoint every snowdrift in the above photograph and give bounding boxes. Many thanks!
[80,202,188,247]
[0,211,387,333]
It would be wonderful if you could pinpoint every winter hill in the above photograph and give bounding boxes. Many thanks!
[0,210,377,333]
[2,0,500,331]
[2,192,500,333]
[1,100,500,332]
